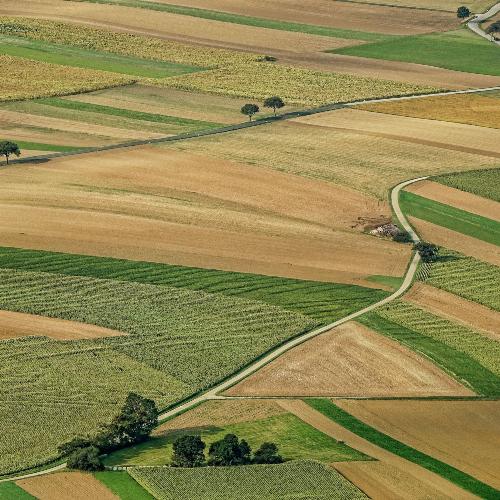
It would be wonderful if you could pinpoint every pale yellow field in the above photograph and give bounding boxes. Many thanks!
[336,400,500,489]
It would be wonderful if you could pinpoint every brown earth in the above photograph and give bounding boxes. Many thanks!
[0,310,125,340]
[333,461,451,500]
[348,0,492,11]
[409,217,500,266]
[17,471,118,500]
[406,180,500,221]
[277,399,475,499]
[359,94,500,129]
[404,282,500,340]
[154,400,286,436]
[151,0,459,35]
[336,400,500,489]
[293,108,500,158]
[225,322,473,397]
[0,146,409,286]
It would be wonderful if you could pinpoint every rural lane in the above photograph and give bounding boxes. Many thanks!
[468,1,500,45]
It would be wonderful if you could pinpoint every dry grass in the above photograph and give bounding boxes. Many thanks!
[336,400,500,489]
[162,120,498,199]
[359,94,500,129]
[225,321,472,397]
[17,472,118,500]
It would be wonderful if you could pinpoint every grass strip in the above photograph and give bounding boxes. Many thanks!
[306,399,500,500]
[359,313,500,396]
[0,482,36,499]
[95,471,155,500]
[400,190,500,246]
[14,141,89,153]
[67,0,394,42]
[39,97,222,129]
[0,34,200,78]
[333,29,500,76]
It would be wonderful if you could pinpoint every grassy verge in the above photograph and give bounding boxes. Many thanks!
[359,313,500,396]
[433,168,500,203]
[400,190,500,246]
[95,471,154,500]
[333,29,500,76]
[366,274,404,291]
[67,0,394,42]
[0,34,200,78]
[0,482,35,499]
[306,399,500,500]
[14,141,88,153]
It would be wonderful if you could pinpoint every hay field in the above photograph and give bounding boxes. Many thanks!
[294,108,500,157]
[0,310,125,340]
[359,94,500,129]
[336,400,500,489]
[405,180,500,221]
[225,321,472,397]
[0,146,409,285]
[17,472,118,500]
[162,121,498,199]
[405,283,500,340]
[152,0,458,35]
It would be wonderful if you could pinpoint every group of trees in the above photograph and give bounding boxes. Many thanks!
[60,393,158,471]
[171,433,283,468]
[241,96,285,121]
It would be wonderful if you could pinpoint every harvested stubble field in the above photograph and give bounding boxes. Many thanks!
[17,472,118,500]
[225,321,471,397]
[435,168,500,202]
[349,0,493,11]
[0,147,409,285]
[336,400,500,489]
[359,93,500,129]
[162,120,499,199]
[129,460,367,500]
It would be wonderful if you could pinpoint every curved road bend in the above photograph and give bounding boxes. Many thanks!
[468,1,500,45]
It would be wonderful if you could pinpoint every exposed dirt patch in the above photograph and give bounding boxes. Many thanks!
[17,471,118,500]
[225,321,473,397]
[336,400,500,489]
[406,180,500,221]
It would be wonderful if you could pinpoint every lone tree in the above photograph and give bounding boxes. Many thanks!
[67,446,103,471]
[414,242,439,263]
[486,21,500,36]
[0,141,20,164]
[208,434,252,466]
[241,103,260,122]
[253,442,283,464]
[264,96,285,116]
[457,6,471,18]
[172,435,206,467]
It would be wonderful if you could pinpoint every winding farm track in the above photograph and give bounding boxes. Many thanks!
[468,1,500,44]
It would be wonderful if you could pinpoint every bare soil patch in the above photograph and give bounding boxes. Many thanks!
[333,461,452,500]
[409,217,500,266]
[359,94,500,129]
[336,400,500,489]
[225,321,472,397]
[406,180,500,221]
[154,400,286,436]
[0,146,408,285]
[17,471,118,500]
[0,309,125,341]
[404,283,500,340]
[152,0,458,35]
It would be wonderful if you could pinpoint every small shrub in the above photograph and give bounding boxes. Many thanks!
[414,242,439,263]
[67,446,103,471]
[393,230,412,243]
[457,6,471,18]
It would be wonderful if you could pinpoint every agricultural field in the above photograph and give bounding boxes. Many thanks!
[347,0,493,10]
[128,460,367,500]
[435,168,500,202]
[95,471,155,500]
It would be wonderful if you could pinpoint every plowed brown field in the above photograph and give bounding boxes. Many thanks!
[405,180,500,221]
[17,472,118,500]
[0,310,125,340]
[0,146,409,285]
[350,0,492,11]
[225,322,472,397]
[336,400,500,489]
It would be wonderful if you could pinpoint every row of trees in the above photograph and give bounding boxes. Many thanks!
[172,433,283,468]
[60,392,158,471]
[241,96,285,121]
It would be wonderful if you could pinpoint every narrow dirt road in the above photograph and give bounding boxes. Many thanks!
[468,2,500,45]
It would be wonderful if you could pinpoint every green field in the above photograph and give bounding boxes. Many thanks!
[128,460,367,500]
[0,482,35,500]
[400,190,500,246]
[104,411,368,466]
[306,400,500,500]
[0,34,201,78]
[14,141,88,153]
[434,168,500,202]
[333,30,500,76]
[95,471,155,500]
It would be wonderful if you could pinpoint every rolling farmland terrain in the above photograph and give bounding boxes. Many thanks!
[1,0,499,498]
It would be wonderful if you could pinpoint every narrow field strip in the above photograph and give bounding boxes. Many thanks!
[306,399,500,500]
[14,141,88,153]
[95,471,154,500]
[0,481,34,499]
[400,190,500,246]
